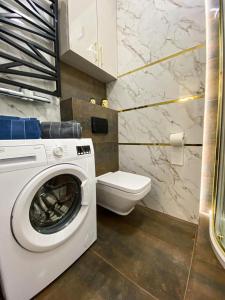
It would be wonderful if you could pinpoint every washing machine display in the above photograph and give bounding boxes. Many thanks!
[30,174,82,234]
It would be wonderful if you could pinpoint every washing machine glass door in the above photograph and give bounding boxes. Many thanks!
[12,164,90,252]
[29,173,82,235]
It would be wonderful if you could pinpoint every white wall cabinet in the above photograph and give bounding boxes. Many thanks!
[97,0,117,77]
[60,0,117,82]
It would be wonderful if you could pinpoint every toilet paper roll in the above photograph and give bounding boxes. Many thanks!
[170,132,184,166]
[170,132,184,147]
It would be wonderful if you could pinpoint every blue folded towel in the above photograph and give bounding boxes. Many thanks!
[0,115,41,140]
[25,119,41,139]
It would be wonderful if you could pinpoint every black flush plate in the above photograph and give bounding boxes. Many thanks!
[91,117,108,134]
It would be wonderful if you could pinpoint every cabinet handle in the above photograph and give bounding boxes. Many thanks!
[99,45,103,68]
[94,42,98,64]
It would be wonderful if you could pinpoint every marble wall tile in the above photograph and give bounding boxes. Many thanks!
[117,0,206,74]
[107,47,206,111]
[107,0,206,223]
[119,145,202,224]
[119,99,204,144]
[0,95,60,122]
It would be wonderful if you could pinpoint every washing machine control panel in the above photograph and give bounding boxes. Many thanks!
[76,146,91,155]
[45,142,92,162]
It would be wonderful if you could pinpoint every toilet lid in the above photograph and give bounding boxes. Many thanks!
[97,171,151,194]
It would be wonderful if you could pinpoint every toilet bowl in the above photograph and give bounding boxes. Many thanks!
[96,171,151,215]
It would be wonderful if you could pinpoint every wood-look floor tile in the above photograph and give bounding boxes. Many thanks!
[185,214,225,300]
[35,249,154,300]
[93,206,197,300]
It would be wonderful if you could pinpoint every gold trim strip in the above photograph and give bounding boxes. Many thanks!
[118,44,205,78]
[118,94,204,113]
[119,143,203,147]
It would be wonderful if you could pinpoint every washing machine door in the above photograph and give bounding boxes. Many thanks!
[11,164,90,252]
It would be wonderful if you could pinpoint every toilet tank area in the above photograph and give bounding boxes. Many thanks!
[60,98,119,176]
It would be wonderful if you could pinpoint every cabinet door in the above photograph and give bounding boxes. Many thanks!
[68,0,98,66]
[97,0,117,77]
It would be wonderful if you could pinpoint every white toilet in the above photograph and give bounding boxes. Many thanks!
[96,171,151,215]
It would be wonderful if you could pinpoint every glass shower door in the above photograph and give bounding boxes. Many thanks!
[213,0,225,257]
[215,91,225,249]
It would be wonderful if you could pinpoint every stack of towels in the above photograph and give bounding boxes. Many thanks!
[0,116,82,140]
[41,121,82,139]
[0,116,41,140]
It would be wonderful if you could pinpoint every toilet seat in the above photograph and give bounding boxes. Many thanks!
[96,171,151,216]
[97,171,151,194]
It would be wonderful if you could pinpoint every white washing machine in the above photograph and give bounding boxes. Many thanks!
[0,139,97,300]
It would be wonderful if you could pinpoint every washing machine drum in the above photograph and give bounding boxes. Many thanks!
[29,174,82,234]
[11,164,90,252]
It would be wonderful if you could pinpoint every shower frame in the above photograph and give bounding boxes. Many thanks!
[210,0,225,268]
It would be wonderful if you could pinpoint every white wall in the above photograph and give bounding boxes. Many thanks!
[107,0,206,224]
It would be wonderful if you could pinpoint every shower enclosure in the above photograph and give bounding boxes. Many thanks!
[210,0,225,268]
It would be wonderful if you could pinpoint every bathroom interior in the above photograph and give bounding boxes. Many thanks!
[0,0,225,299]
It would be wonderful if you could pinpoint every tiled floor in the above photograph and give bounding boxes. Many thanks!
[36,206,197,300]
[185,213,225,300]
